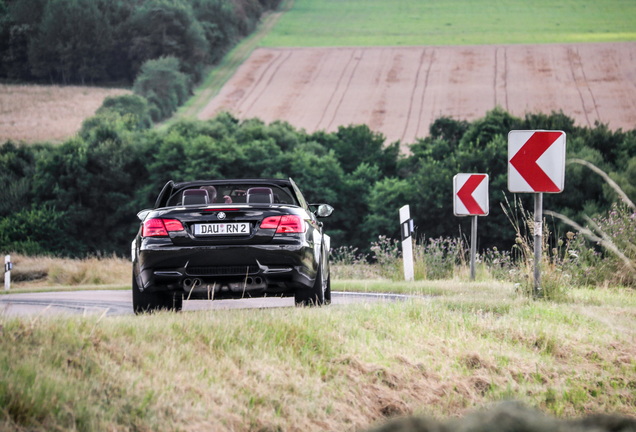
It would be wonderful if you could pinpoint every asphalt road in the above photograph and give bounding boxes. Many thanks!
[0,290,409,317]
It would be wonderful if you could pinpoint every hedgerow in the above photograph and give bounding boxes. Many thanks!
[1,109,635,272]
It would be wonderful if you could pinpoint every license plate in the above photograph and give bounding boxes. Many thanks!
[194,223,250,236]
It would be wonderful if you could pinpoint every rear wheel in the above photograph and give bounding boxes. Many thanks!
[132,272,182,314]
[324,273,331,305]
[295,260,326,307]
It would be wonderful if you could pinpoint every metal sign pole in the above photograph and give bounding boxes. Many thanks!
[470,215,477,281]
[534,193,543,298]
[4,255,10,291]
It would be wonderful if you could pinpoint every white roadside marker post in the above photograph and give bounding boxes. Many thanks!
[4,255,11,291]
[399,205,414,281]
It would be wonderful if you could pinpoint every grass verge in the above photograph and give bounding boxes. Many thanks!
[333,278,511,297]
[1,282,635,430]
[261,0,636,47]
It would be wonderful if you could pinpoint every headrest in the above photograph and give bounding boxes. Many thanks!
[183,189,209,205]
[246,187,273,204]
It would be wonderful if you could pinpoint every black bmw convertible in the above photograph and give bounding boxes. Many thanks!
[131,178,334,313]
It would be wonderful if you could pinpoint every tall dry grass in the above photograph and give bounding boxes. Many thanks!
[544,159,636,288]
[1,254,129,287]
[0,84,130,143]
[332,235,513,284]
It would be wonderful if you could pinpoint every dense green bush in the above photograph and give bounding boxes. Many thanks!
[95,94,153,130]
[0,0,283,85]
[133,56,189,121]
[0,205,83,255]
[0,140,37,217]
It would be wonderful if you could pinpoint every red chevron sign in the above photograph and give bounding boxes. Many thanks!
[454,174,489,216]
[508,130,566,193]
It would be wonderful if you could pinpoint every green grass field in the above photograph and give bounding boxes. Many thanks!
[261,0,636,47]
[2,281,635,430]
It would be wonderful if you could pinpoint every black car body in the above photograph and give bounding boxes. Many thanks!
[132,178,334,313]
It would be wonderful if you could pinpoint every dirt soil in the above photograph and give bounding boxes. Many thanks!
[0,84,130,143]
[199,42,636,145]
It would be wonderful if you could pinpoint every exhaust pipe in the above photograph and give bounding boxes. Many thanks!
[254,277,263,285]
[183,278,203,289]
[246,277,253,285]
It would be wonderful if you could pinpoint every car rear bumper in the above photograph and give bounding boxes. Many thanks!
[134,241,319,299]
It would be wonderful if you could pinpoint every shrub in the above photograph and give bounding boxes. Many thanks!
[370,236,403,280]
[557,205,636,287]
[0,205,83,256]
[133,56,189,121]
[502,195,571,300]
[587,205,636,285]
[96,94,153,130]
[480,246,514,280]
[558,231,604,287]
[413,236,467,280]
[330,245,380,279]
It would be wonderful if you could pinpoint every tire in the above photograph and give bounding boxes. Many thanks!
[132,271,182,314]
[324,273,331,305]
[295,259,326,307]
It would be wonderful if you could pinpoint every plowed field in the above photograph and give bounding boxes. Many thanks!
[199,42,636,145]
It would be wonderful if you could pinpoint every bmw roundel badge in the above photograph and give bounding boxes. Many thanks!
[217,212,226,220]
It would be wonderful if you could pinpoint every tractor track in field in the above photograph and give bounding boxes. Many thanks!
[315,50,356,131]
[401,48,427,142]
[235,51,284,114]
[326,49,364,131]
[567,47,596,127]
[402,48,436,141]
[249,51,293,114]
[493,47,509,111]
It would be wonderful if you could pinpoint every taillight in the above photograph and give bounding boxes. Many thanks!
[163,219,184,232]
[142,218,184,237]
[143,219,167,237]
[259,215,305,233]
[260,216,281,229]
[277,215,305,233]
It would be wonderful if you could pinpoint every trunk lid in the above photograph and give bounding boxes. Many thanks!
[151,205,298,246]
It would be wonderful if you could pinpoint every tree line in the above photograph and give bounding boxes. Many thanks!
[1,97,635,257]
[0,0,279,84]
[0,0,282,119]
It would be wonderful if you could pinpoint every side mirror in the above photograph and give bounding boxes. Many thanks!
[137,209,152,221]
[314,204,334,218]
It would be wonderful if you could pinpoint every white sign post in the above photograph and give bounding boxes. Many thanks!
[508,130,566,297]
[399,205,414,281]
[453,174,489,280]
[4,255,11,291]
